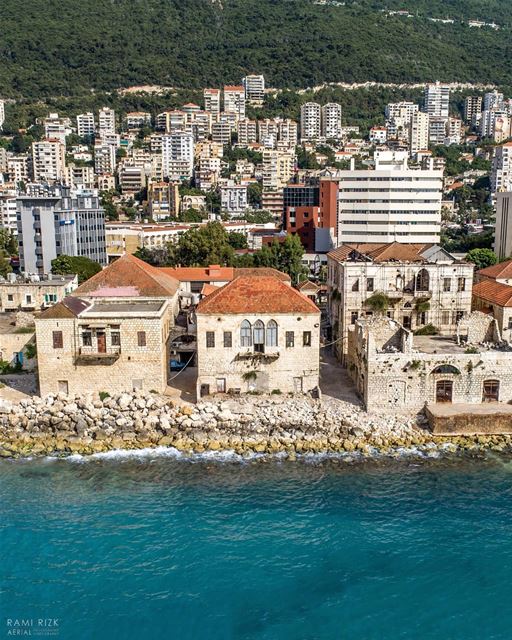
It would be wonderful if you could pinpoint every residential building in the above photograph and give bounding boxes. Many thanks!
[76,113,95,138]
[464,96,483,123]
[278,119,298,148]
[161,132,194,180]
[98,107,116,138]
[258,119,279,147]
[243,75,265,103]
[423,82,450,118]
[195,275,320,396]
[284,180,339,252]
[0,100,4,130]
[211,118,232,145]
[445,117,463,145]
[327,242,474,362]
[337,151,442,244]
[237,119,257,145]
[386,102,418,140]
[409,111,430,156]
[472,279,512,342]
[262,149,295,191]
[94,142,117,175]
[125,112,151,129]
[220,182,248,216]
[321,103,342,139]
[484,90,504,112]
[369,127,387,144]
[64,165,95,191]
[17,187,107,274]
[478,258,512,287]
[118,164,146,195]
[0,274,78,312]
[7,155,31,185]
[0,190,18,234]
[35,254,180,396]
[148,182,180,220]
[32,140,66,183]
[428,116,448,145]
[223,86,246,120]
[491,142,512,197]
[204,89,221,117]
[300,103,321,141]
[43,113,70,146]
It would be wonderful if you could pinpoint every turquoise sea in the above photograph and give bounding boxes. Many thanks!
[1,449,512,639]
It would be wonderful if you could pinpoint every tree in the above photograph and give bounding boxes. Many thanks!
[466,248,498,270]
[178,207,204,223]
[227,231,248,250]
[133,246,176,267]
[51,255,102,283]
[247,182,263,209]
[175,222,234,266]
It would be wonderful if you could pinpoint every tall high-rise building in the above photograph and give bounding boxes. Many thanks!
[76,113,95,138]
[17,187,107,273]
[337,151,443,244]
[491,142,512,197]
[423,82,450,118]
[0,100,5,130]
[484,90,504,112]
[98,107,116,138]
[237,119,257,145]
[300,102,321,141]
[409,111,430,155]
[321,103,342,139]
[242,75,265,102]
[464,96,483,123]
[223,86,246,120]
[494,191,512,260]
[262,149,295,191]
[161,132,194,180]
[204,89,221,117]
[32,140,66,183]
[43,113,70,146]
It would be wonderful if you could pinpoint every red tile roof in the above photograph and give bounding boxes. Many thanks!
[478,259,512,280]
[73,254,179,298]
[160,265,291,283]
[473,280,512,307]
[196,276,319,315]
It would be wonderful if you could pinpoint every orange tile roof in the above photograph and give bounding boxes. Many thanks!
[298,280,320,292]
[478,259,512,280]
[234,268,290,282]
[201,283,220,296]
[328,242,434,263]
[473,280,512,307]
[224,85,244,91]
[161,265,234,282]
[73,254,179,298]
[196,276,319,315]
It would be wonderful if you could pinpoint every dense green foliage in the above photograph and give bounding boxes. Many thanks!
[465,248,498,270]
[51,255,102,283]
[1,0,512,98]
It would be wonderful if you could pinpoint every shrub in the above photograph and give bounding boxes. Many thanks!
[413,324,439,336]
[24,342,37,360]
[465,346,479,354]
[365,292,391,313]
[99,391,110,401]
[14,326,35,334]
[271,389,282,395]
[242,370,258,382]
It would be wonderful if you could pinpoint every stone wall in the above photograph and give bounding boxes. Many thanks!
[196,312,320,396]
[457,310,499,344]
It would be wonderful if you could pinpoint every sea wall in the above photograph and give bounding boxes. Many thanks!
[0,391,511,458]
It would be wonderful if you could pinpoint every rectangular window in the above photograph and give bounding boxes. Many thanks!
[457,277,466,292]
[366,278,374,292]
[508,318,512,330]
[441,311,450,325]
[206,331,215,348]
[111,331,121,346]
[350,311,358,324]
[137,331,146,347]
[223,331,232,348]
[52,331,63,349]
[443,278,451,292]
[286,331,295,348]
[82,331,92,346]
[303,331,312,347]
[352,278,360,292]
[7,294,13,302]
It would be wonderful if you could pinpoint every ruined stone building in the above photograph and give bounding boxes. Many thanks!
[195,276,320,397]
[327,242,474,362]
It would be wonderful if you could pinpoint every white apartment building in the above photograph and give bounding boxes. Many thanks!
[161,132,194,180]
[445,117,463,145]
[464,96,483,123]
[32,140,66,183]
[0,190,17,234]
[428,116,448,145]
[98,107,116,138]
[237,119,257,145]
[494,192,512,260]
[480,109,510,141]
[211,119,232,145]
[243,75,265,102]
[409,111,429,155]
[278,119,298,148]
[0,100,5,130]
[491,142,512,197]
[337,151,443,244]
[65,165,95,191]
[262,149,295,191]
[76,113,95,138]
[94,142,117,175]
[223,86,246,120]
[204,89,221,116]
[220,181,248,216]
[484,90,504,112]
[125,112,151,129]
[7,155,31,185]
[43,113,71,146]
[300,102,321,141]
[423,82,450,118]
[369,127,387,144]
[321,103,342,139]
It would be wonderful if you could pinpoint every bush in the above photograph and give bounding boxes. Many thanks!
[465,346,479,354]
[14,326,35,334]
[413,324,439,336]
[99,391,110,401]
[365,292,391,313]
[271,389,282,395]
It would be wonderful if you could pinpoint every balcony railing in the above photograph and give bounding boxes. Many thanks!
[75,345,121,365]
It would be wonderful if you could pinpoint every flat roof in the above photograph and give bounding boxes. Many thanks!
[85,300,166,314]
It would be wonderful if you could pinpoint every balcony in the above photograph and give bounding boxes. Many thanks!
[235,349,280,363]
[74,346,121,365]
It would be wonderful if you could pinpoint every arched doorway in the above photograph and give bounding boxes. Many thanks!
[436,380,453,403]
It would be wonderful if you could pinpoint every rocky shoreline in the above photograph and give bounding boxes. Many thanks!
[0,391,511,460]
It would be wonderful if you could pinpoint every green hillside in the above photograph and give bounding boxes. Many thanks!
[0,0,511,97]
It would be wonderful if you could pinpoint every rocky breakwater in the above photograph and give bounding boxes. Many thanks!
[0,391,511,459]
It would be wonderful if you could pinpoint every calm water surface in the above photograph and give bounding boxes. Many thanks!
[1,451,512,639]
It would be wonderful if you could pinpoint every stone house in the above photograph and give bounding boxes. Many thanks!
[327,242,474,362]
[472,279,512,342]
[348,313,512,412]
[0,274,78,312]
[35,254,179,396]
[195,276,320,397]
[477,259,512,286]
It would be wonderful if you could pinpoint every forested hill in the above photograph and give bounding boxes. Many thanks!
[1,0,511,98]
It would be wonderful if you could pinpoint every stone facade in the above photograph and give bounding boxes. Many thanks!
[0,276,78,312]
[327,244,474,362]
[36,299,175,397]
[348,314,512,412]
[196,312,320,397]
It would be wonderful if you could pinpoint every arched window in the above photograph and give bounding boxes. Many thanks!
[416,268,430,292]
[266,320,278,347]
[432,364,460,375]
[240,320,252,347]
[396,275,403,291]
[253,320,265,353]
